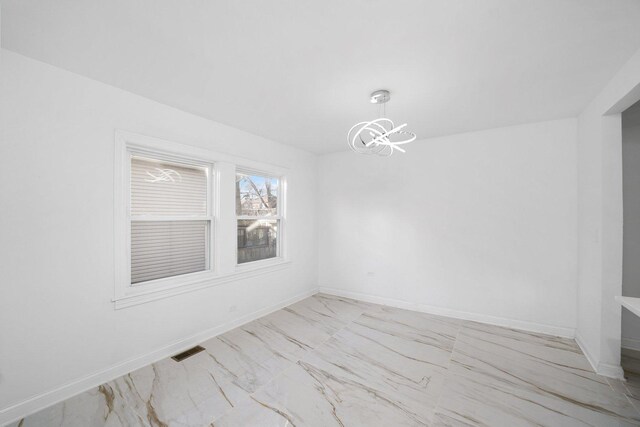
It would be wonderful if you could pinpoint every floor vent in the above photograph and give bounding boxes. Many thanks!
[171,345,205,362]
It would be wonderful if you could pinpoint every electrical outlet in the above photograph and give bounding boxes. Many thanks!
[229,305,238,313]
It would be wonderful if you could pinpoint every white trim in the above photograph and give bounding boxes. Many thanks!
[575,331,599,373]
[235,167,288,268]
[622,337,640,351]
[597,363,625,380]
[116,133,216,302]
[318,286,576,338]
[574,331,626,379]
[0,288,317,426]
[236,215,283,220]
[235,256,289,273]
[114,130,292,308]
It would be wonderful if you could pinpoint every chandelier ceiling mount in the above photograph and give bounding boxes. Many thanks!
[369,89,391,104]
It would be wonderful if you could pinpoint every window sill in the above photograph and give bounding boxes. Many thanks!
[235,257,290,273]
[113,260,291,309]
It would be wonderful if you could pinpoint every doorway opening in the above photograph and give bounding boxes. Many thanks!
[620,100,640,398]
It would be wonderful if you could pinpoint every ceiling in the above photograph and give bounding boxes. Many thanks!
[3,1,640,154]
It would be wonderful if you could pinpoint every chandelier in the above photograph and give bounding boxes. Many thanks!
[347,90,416,156]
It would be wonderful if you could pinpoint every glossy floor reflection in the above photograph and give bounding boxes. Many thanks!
[10,294,640,426]
[618,348,640,414]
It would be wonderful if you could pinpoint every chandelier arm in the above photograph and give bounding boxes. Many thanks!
[351,120,390,148]
[368,123,408,146]
[347,97,415,156]
[390,144,406,153]
[385,133,417,145]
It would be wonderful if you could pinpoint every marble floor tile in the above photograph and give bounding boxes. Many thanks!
[12,350,250,427]
[305,293,380,323]
[629,392,640,417]
[216,305,461,427]
[199,326,295,394]
[225,295,358,361]
[622,348,640,413]
[212,395,293,427]
[10,296,640,427]
[217,359,436,427]
[628,377,640,398]
[610,377,640,416]
[455,321,612,390]
[5,387,124,427]
[623,348,640,376]
[433,371,640,427]
[433,322,640,426]
[353,305,462,361]
[609,377,633,395]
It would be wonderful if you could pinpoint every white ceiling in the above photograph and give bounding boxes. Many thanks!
[3,1,640,154]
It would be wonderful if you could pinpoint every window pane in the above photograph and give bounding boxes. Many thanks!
[131,220,208,283]
[132,157,208,216]
[237,219,278,264]
[236,173,278,216]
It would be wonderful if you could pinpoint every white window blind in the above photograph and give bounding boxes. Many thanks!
[130,156,211,284]
[131,157,207,216]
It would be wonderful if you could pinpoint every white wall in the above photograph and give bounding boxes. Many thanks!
[576,46,640,378]
[318,119,578,335]
[0,49,318,421]
[622,111,640,350]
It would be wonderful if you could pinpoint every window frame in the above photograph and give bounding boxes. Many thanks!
[235,168,288,269]
[129,153,215,286]
[114,131,290,309]
[115,132,220,306]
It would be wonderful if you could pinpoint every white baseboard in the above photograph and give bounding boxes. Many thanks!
[574,331,625,380]
[622,337,640,352]
[319,287,575,338]
[0,287,318,426]
[597,363,625,379]
[575,331,599,373]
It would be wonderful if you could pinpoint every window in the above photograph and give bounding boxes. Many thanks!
[115,131,289,308]
[130,155,213,283]
[236,172,282,264]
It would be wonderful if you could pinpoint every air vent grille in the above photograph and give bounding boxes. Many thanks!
[171,345,205,362]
